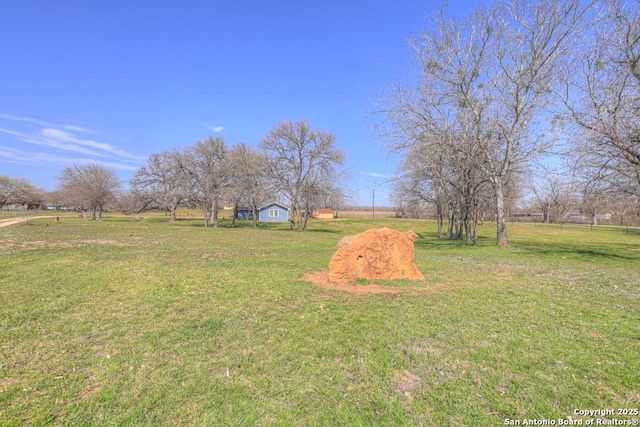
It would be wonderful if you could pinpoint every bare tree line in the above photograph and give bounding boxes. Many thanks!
[54,164,121,220]
[380,0,640,245]
[0,175,45,209]
[51,120,346,230]
[525,169,640,226]
[9,0,640,238]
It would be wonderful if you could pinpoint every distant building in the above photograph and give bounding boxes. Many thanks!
[565,210,590,223]
[258,202,290,223]
[313,208,335,219]
[223,202,235,210]
[510,212,544,222]
[234,207,253,220]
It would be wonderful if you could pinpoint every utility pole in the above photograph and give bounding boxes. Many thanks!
[372,188,375,219]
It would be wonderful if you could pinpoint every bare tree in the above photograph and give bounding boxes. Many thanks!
[563,0,640,197]
[391,139,489,241]
[302,174,348,217]
[181,136,229,228]
[381,0,588,247]
[0,175,12,208]
[0,176,44,209]
[581,180,610,226]
[391,177,432,219]
[529,173,576,223]
[260,120,345,231]
[115,187,153,216]
[131,149,189,222]
[57,164,121,220]
[225,142,274,229]
[608,191,639,225]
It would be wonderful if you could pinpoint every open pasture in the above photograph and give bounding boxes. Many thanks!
[1,217,639,425]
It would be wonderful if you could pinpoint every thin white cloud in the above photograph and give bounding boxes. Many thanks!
[0,126,114,158]
[0,113,92,133]
[205,124,224,133]
[360,171,392,179]
[0,114,145,167]
[41,128,146,161]
[0,145,138,171]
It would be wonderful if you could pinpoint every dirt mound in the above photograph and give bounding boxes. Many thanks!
[300,271,443,295]
[301,271,402,294]
[328,228,425,283]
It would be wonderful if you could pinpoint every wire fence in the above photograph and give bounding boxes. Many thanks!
[0,209,35,218]
[518,221,640,236]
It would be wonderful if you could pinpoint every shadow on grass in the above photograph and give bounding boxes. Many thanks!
[414,232,493,247]
[414,230,640,263]
[512,240,640,261]
[305,228,342,234]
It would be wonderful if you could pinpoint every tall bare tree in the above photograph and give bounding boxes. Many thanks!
[57,164,121,220]
[580,180,610,226]
[609,191,639,225]
[563,0,640,197]
[381,0,588,247]
[529,173,576,223]
[181,136,229,228]
[304,178,347,214]
[225,142,273,229]
[0,175,14,209]
[131,149,189,222]
[391,135,491,241]
[0,176,44,209]
[260,120,345,231]
[115,187,152,216]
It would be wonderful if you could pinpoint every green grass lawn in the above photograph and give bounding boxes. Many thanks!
[1,217,639,426]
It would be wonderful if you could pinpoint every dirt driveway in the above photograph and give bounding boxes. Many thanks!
[0,216,54,228]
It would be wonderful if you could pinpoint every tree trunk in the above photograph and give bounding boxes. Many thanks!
[446,206,455,240]
[202,206,209,227]
[472,214,478,242]
[169,199,177,223]
[294,204,303,231]
[301,201,310,231]
[210,198,219,228]
[231,202,238,227]
[544,201,551,223]
[436,199,444,239]
[252,204,258,229]
[464,210,472,242]
[494,181,510,248]
[472,201,479,242]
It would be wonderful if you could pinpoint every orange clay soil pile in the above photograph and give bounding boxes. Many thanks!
[328,228,425,283]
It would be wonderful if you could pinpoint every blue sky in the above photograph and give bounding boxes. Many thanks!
[0,1,480,206]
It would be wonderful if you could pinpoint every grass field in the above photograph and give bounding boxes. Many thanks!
[1,216,639,426]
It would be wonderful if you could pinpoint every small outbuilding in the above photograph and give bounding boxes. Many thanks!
[258,202,290,223]
[313,208,335,219]
[234,207,253,220]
